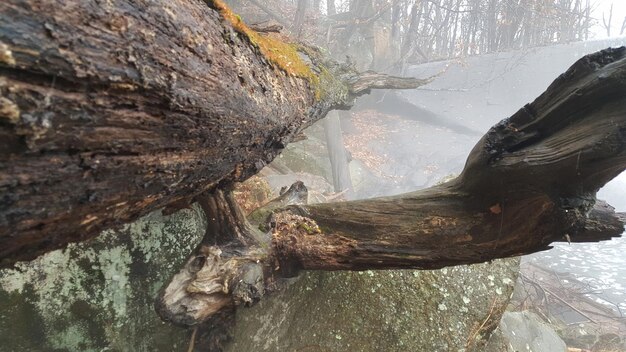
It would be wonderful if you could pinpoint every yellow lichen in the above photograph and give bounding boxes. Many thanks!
[297,222,321,235]
[0,42,16,66]
[110,83,138,91]
[209,0,319,89]
[0,97,20,124]
[273,212,322,237]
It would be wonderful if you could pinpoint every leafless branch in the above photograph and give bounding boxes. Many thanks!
[602,3,613,37]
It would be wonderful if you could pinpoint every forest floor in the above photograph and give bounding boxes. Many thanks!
[512,260,626,351]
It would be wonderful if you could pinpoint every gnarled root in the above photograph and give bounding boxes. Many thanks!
[155,182,308,326]
[156,245,266,326]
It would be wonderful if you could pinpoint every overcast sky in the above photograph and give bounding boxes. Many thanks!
[590,0,626,212]
[590,0,626,38]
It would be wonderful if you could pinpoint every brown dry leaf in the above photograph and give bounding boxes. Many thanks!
[489,203,502,214]
[233,175,273,214]
[343,109,407,181]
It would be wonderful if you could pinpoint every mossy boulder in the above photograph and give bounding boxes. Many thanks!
[0,207,206,351]
[227,258,520,352]
[0,192,520,352]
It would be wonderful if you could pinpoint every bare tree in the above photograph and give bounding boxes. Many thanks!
[294,0,309,38]
[327,0,337,15]
[602,2,613,37]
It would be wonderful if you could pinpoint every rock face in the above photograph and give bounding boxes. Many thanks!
[495,311,567,352]
[0,207,206,351]
[227,259,519,352]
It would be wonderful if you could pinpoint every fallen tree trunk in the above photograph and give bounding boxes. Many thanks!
[157,47,626,326]
[0,0,426,265]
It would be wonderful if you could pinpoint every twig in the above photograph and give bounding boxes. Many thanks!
[348,71,436,95]
[187,326,198,352]
[520,273,598,324]
[465,296,499,349]
[329,0,401,29]
[249,22,283,33]
[245,0,289,27]
[324,188,349,201]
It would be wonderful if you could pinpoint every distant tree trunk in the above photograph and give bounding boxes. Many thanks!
[293,0,308,38]
[584,0,592,40]
[323,111,353,199]
[602,3,613,37]
[312,0,321,15]
[486,0,498,52]
[246,0,289,27]
[327,0,336,16]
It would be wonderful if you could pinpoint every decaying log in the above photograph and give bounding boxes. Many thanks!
[0,0,428,265]
[157,47,626,326]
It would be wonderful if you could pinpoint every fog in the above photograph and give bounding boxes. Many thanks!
[591,0,626,38]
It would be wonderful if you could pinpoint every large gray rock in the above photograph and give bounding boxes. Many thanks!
[497,311,567,352]
[227,258,520,352]
[0,200,520,352]
[0,207,206,351]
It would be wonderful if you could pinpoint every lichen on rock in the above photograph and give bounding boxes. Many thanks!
[0,206,207,351]
[226,258,520,352]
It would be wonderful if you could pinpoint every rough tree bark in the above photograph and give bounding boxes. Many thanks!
[0,0,426,265]
[0,0,625,330]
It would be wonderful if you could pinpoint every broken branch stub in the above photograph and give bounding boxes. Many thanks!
[156,244,266,326]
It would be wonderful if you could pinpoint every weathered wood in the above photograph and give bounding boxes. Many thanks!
[156,182,309,327]
[272,47,626,271]
[323,111,353,198]
[1,0,625,331]
[0,0,427,265]
[156,189,266,326]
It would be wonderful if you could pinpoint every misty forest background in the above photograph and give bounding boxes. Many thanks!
[238,0,625,70]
